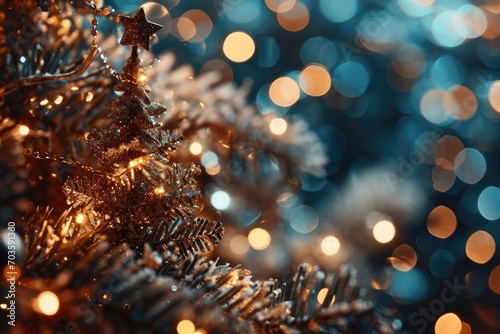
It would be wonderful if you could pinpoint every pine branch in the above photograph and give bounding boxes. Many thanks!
[151,218,224,257]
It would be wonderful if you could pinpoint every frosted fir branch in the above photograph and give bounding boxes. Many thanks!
[147,52,328,177]
[17,209,395,334]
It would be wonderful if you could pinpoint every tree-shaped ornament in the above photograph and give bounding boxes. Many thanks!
[63,7,223,255]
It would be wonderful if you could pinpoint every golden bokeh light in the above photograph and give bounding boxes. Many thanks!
[265,0,296,13]
[229,235,250,255]
[181,10,212,42]
[489,265,500,294]
[465,230,496,264]
[205,162,221,176]
[54,95,63,104]
[75,213,85,224]
[189,142,203,155]
[320,235,340,255]
[269,77,300,107]
[154,186,165,195]
[177,17,196,41]
[177,319,195,334]
[299,64,331,96]
[277,1,309,32]
[435,313,462,334]
[433,135,464,170]
[223,32,255,63]
[248,228,271,250]
[390,244,417,272]
[446,85,477,120]
[18,125,30,136]
[36,291,59,316]
[427,206,457,239]
[372,220,396,243]
[269,118,288,135]
[459,322,472,334]
[488,80,500,113]
[316,287,335,305]
[432,165,456,193]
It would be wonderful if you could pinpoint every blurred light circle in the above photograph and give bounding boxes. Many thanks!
[392,44,427,79]
[289,205,319,233]
[431,11,466,47]
[332,61,369,97]
[299,64,331,96]
[301,169,327,192]
[269,118,288,135]
[229,235,250,255]
[321,235,340,255]
[256,37,280,68]
[319,0,357,23]
[428,249,456,278]
[489,265,500,294]
[224,0,262,24]
[248,228,271,250]
[457,5,487,39]
[181,10,212,42]
[211,190,231,210]
[432,166,456,193]
[200,59,233,83]
[373,220,396,243]
[435,313,462,334]
[478,186,500,221]
[269,77,300,107]
[454,148,486,184]
[223,32,255,63]
[431,56,465,89]
[189,142,203,155]
[177,17,196,41]
[265,0,296,13]
[419,89,452,124]
[465,230,496,264]
[398,0,434,17]
[488,80,500,112]
[277,1,309,32]
[300,37,337,69]
[390,269,428,303]
[446,85,477,120]
[427,206,457,239]
[433,135,465,170]
[201,151,218,167]
[390,244,417,272]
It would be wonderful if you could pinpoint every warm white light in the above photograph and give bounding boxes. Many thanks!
[248,228,271,250]
[373,220,396,243]
[18,125,30,136]
[269,118,288,135]
[36,291,59,316]
[189,142,203,155]
[76,214,85,224]
[154,186,165,195]
[321,235,340,255]
[177,319,195,334]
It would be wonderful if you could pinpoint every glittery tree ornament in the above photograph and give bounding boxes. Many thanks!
[62,7,223,253]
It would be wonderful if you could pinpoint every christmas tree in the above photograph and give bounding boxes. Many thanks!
[1,2,395,333]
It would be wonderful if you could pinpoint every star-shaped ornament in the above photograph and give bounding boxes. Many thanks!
[119,7,162,51]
